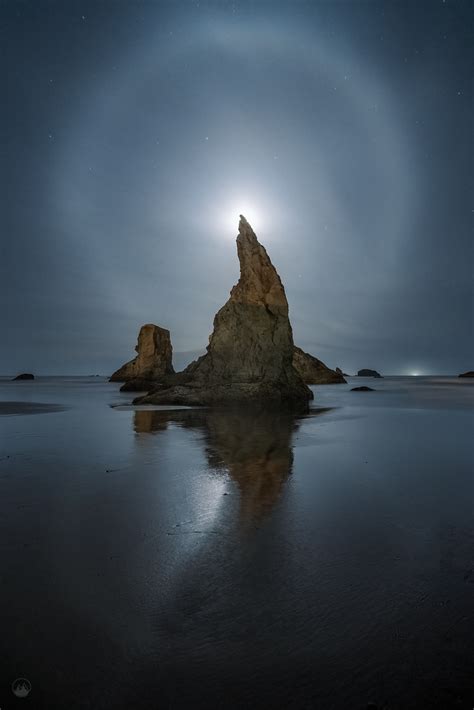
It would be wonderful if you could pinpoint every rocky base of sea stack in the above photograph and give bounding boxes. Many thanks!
[293,346,346,384]
[133,379,313,409]
[120,378,159,392]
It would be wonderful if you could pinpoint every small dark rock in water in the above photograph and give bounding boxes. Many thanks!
[12,373,34,380]
[357,369,382,378]
[351,386,375,392]
[458,371,474,378]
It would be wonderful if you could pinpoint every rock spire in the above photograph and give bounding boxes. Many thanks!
[135,216,312,407]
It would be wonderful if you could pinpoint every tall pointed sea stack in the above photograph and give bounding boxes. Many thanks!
[135,216,312,407]
[110,323,174,382]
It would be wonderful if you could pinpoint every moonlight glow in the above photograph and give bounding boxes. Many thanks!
[218,202,265,236]
[1,2,470,376]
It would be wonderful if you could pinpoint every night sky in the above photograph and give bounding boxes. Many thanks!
[1,0,472,376]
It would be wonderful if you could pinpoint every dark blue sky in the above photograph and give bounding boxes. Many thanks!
[1,0,472,375]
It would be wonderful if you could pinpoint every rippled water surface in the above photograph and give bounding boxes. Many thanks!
[0,376,473,709]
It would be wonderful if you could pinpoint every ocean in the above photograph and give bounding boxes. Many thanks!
[0,376,473,709]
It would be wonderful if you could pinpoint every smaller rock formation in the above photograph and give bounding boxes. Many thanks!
[110,324,174,382]
[293,347,346,384]
[357,369,382,378]
[336,366,350,377]
[458,371,474,378]
[13,373,34,380]
[351,386,375,391]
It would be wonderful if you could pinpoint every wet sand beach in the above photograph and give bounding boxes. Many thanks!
[0,376,473,709]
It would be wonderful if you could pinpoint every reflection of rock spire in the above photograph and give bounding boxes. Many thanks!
[204,409,297,524]
[134,410,169,433]
[135,218,312,407]
[132,408,326,524]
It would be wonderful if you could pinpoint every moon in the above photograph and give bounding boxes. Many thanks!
[221,202,264,236]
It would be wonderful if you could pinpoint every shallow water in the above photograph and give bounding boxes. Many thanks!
[0,376,473,709]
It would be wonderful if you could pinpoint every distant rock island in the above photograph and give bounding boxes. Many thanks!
[357,368,382,378]
[12,373,34,380]
[458,371,474,378]
[110,324,174,386]
[132,216,313,407]
[293,346,346,384]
